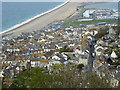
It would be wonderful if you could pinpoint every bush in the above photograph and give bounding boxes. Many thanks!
[77,64,84,70]
[8,65,111,88]
[107,58,113,64]
[94,26,108,39]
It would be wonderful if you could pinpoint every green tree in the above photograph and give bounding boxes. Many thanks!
[77,64,84,70]
[8,64,112,88]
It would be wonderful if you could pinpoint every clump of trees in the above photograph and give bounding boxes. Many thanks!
[112,26,120,37]
[77,64,84,70]
[107,57,120,66]
[94,26,109,39]
[81,72,111,88]
[6,63,112,88]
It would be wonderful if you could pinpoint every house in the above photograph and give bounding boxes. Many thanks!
[16,61,26,72]
[22,60,28,69]
[74,46,82,55]
[85,31,92,36]
[50,61,61,65]
[62,52,73,60]
[52,55,61,60]
[41,56,47,60]
[26,60,31,70]
[59,58,66,62]
[97,40,105,45]
[40,60,49,68]
[110,78,119,87]
[55,44,62,49]
[79,55,88,66]
[47,35,54,39]
[16,67,20,74]
[30,59,40,68]
[87,36,92,41]
[93,60,103,71]
[4,59,13,64]
[110,51,118,62]
[44,50,55,60]
[61,53,68,60]
[95,46,104,56]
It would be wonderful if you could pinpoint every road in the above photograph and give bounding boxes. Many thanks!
[60,5,87,28]
[87,39,96,73]
[60,2,97,28]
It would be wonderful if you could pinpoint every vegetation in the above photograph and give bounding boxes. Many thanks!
[112,26,120,37]
[77,64,84,70]
[81,72,111,88]
[62,19,118,28]
[110,39,115,43]
[5,63,112,88]
[110,62,120,66]
[107,58,113,64]
[94,26,109,39]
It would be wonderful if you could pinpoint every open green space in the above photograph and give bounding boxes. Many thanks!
[62,19,118,28]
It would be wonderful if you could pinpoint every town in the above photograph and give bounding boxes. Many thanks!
[1,6,120,88]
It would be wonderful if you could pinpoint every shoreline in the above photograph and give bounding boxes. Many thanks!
[1,0,70,35]
[1,1,110,37]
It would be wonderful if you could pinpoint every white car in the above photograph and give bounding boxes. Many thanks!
[92,53,95,57]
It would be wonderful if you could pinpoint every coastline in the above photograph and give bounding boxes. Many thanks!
[1,1,108,37]
[1,0,82,36]
[1,0,69,35]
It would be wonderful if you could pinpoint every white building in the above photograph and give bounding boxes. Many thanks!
[83,10,95,18]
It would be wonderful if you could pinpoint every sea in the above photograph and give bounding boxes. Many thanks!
[85,2,118,10]
[2,1,119,33]
[2,2,64,33]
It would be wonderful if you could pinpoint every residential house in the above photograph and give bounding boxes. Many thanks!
[52,55,61,60]
[95,46,104,56]
[110,51,118,62]
[31,59,40,68]
[110,78,119,87]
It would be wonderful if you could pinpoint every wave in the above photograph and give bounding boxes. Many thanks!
[1,0,70,34]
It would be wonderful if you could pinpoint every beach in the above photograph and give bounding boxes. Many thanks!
[1,0,85,36]
[2,0,117,36]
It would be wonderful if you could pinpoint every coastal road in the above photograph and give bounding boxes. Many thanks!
[61,6,85,27]
[61,2,96,28]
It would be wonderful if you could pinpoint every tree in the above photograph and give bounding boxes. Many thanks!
[107,58,113,64]
[94,26,109,39]
[8,64,112,88]
[81,72,111,88]
[77,64,84,70]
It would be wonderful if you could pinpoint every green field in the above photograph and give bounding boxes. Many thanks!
[62,19,118,28]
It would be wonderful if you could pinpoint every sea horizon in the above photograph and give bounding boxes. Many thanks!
[2,1,118,34]
[2,1,67,33]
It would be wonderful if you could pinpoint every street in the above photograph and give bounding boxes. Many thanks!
[87,39,96,73]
